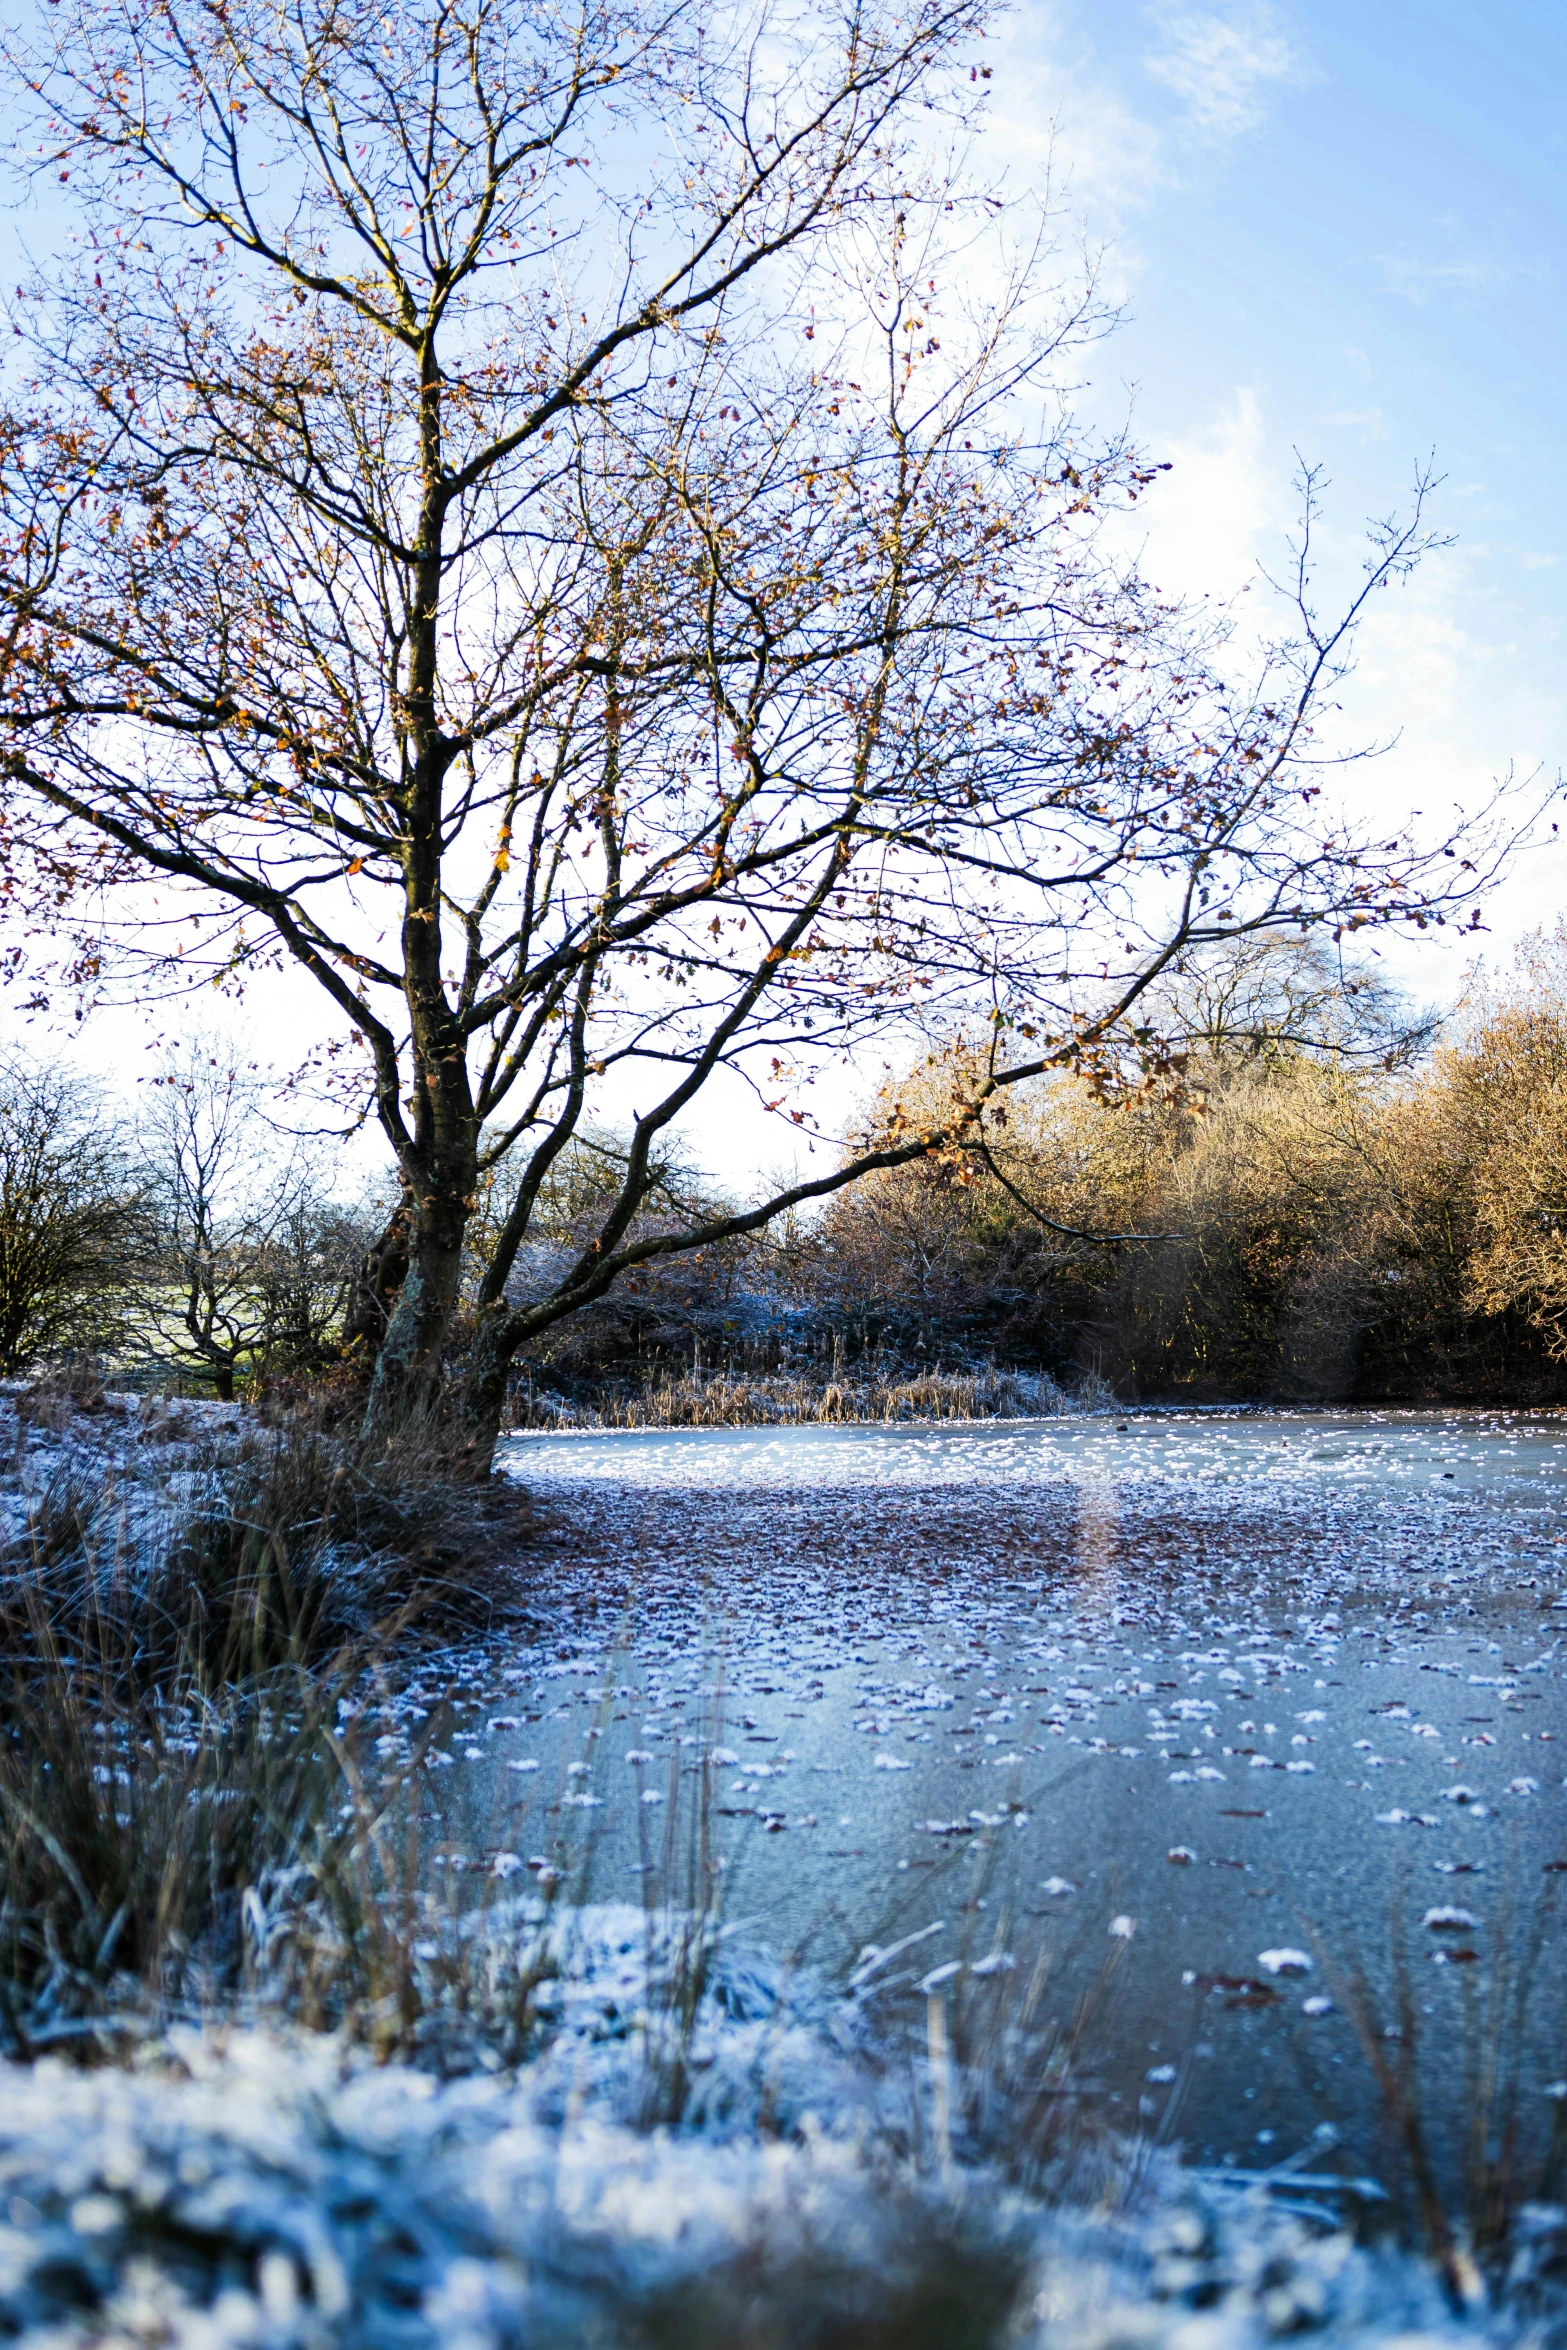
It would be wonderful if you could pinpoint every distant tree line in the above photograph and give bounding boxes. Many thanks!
[784,928,1567,1406]
[6,929,1567,1408]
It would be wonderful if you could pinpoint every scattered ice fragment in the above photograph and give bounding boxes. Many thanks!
[1302,1996,1335,2017]
[1194,1767,1226,1782]
[488,1852,524,1879]
[1257,1948,1313,1977]
[1109,1915,1136,1940]
[1042,1876,1078,1896]
[566,1762,592,1778]
[1423,1906,1478,1931]
[1544,2082,1567,2102]
[849,1921,945,1990]
[1168,1770,1194,1784]
[969,1952,1017,1977]
[873,1754,912,1771]
[918,1960,964,1994]
[709,1747,738,1766]
[1285,1761,1315,1774]
[505,1758,540,1774]
[1443,1785,1479,1804]
[640,1788,664,1805]
[1146,2064,1178,2084]
[1508,1776,1540,1795]
[70,2195,124,2237]
[624,1750,655,1765]
[1166,1846,1197,1865]
[562,1792,603,1808]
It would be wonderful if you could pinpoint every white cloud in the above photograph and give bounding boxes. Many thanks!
[1143,3,1308,141]
[1116,388,1565,999]
[1316,406,1387,442]
[1128,383,1289,604]
[1374,245,1544,304]
[981,3,1309,251]
[1311,539,1567,996]
[984,8,1168,227]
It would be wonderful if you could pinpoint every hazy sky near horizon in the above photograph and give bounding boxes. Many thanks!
[8,0,1566,1190]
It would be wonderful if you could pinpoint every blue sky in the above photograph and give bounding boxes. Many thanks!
[984,0,1565,1003]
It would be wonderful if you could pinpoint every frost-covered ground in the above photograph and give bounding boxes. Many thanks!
[5,1404,1567,2344]
[0,1901,1551,2350]
[0,1383,247,1538]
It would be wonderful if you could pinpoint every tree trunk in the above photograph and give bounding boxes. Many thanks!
[340,1202,411,1378]
[214,1364,235,1402]
[453,1301,519,1477]
[362,1193,467,1439]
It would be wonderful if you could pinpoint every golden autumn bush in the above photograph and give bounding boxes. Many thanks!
[809,930,1567,1405]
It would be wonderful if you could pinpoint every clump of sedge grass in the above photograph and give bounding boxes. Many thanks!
[0,1398,542,2050]
[0,1408,533,1693]
[1310,1875,1567,2315]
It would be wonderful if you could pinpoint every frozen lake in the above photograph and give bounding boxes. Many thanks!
[413,1408,1567,2180]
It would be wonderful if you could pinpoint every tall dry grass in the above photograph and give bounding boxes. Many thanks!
[509,1362,1075,1431]
[1310,1874,1567,2312]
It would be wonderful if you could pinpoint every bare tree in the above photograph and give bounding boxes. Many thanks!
[0,1058,139,1377]
[132,1045,368,1397]
[0,0,1508,1468]
[1140,930,1437,1070]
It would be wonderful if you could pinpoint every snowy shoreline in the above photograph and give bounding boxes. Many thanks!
[0,1906,1536,2350]
[5,1399,1567,2344]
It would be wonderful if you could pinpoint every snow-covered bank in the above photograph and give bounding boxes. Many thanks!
[0,1907,1546,2350]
